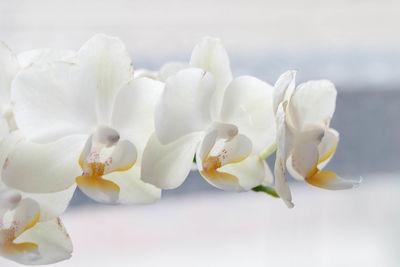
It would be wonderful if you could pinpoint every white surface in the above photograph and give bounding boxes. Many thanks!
[1,173,398,267]
[1,0,400,53]
[2,0,400,88]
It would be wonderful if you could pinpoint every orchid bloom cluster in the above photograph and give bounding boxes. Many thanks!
[0,34,360,265]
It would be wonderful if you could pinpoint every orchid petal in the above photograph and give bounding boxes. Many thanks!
[141,133,201,189]
[75,175,120,204]
[218,155,268,191]
[21,185,76,222]
[286,127,324,180]
[274,149,294,208]
[276,102,295,162]
[0,132,76,220]
[77,34,133,124]
[273,70,296,114]
[0,190,21,216]
[159,61,189,82]
[12,198,41,237]
[0,118,8,141]
[261,160,274,186]
[0,242,39,265]
[288,142,319,180]
[155,68,215,144]
[0,41,19,110]
[306,171,361,190]
[220,76,276,153]
[112,77,164,155]
[104,166,161,204]
[190,37,232,91]
[288,80,337,131]
[197,122,238,162]
[11,218,73,265]
[218,134,252,166]
[199,170,241,191]
[2,135,86,193]
[133,68,158,80]
[318,128,339,169]
[190,37,232,119]
[17,48,76,69]
[197,132,253,192]
[104,140,137,174]
[11,62,98,142]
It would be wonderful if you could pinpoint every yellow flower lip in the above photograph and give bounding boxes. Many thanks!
[202,156,222,172]
[84,162,106,177]
[0,207,41,256]
[76,162,121,202]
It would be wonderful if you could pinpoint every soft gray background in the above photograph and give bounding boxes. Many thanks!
[1,0,399,266]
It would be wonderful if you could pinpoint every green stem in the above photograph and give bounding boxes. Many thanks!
[252,185,280,198]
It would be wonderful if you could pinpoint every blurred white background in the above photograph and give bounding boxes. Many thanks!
[1,0,399,266]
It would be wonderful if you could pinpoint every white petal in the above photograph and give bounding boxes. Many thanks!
[21,185,76,222]
[0,131,24,175]
[77,34,133,124]
[141,133,201,189]
[155,68,214,144]
[318,128,339,169]
[190,37,232,119]
[218,155,268,191]
[133,68,159,80]
[288,141,319,180]
[0,199,43,265]
[285,155,304,181]
[190,37,232,91]
[12,198,40,237]
[286,127,324,180]
[92,125,120,147]
[273,70,296,114]
[261,160,274,186]
[0,41,19,110]
[274,150,294,208]
[0,189,21,216]
[276,102,295,162]
[199,171,242,192]
[220,76,276,153]
[104,165,161,204]
[197,133,254,192]
[288,80,337,131]
[2,135,86,193]
[159,61,189,82]
[0,118,8,141]
[111,77,164,155]
[197,122,238,162]
[75,175,120,204]
[12,218,73,265]
[11,62,98,142]
[306,171,361,190]
[197,129,218,163]
[218,134,252,166]
[17,48,76,69]
[104,140,137,174]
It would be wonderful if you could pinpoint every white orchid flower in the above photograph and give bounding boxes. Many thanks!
[0,190,72,265]
[0,132,73,265]
[142,68,275,191]
[159,37,231,115]
[141,37,275,191]
[0,42,78,264]
[0,41,20,136]
[273,71,361,207]
[0,41,76,135]
[0,41,78,216]
[2,34,162,204]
